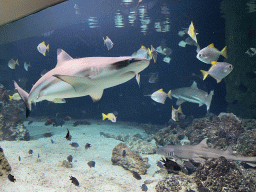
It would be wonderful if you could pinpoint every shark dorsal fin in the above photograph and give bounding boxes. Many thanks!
[197,138,208,148]
[56,49,73,68]
[224,146,233,155]
[191,81,198,89]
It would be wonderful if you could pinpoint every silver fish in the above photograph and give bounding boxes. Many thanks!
[103,36,114,50]
[14,49,150,117]
[200,61,233,83]
[170,81,214,111]
[197,43,227,64]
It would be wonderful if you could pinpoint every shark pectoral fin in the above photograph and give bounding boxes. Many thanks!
[193,157,205,164]
[90,89,104,102]
[53,75,94,91]
[56,49,73,68]
[224,146,233,155]
[197,138,209,148]
[245,162,256,167]
[176,98,185,105]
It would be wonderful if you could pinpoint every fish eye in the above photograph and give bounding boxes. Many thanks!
[228,65,233,70]
[198,54,202,57]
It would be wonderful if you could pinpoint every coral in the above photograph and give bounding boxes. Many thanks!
[0,147,11,176]
[111,143,150,175]
[194,156,256,192]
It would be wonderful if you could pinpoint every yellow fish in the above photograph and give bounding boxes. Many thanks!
[187,21,198,44]
[172,105,183,122]
[102,113,116,123]
[149,89,172,104]
[9,93,21,101]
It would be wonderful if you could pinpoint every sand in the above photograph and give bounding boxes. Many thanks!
[0,120,163,192]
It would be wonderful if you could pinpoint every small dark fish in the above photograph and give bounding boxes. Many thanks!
[122,150,126,157]
[43,132,53,138]
[28,121,33,125]
[53,118,65,127]
[65,129,72,141]
[18,156,21,161]
[8,174,16,182]
[0,147,3,152]
[70,176,79,186]
[64,116,72,121]
[141,184,148,191]
[156,161,164,168]
[73,120,91,127]
[87,161,95,168]
[85,143,91,150]
[132,171,141,180]
[28,149,33,154]
[51,139,54,144]
[45,118,54,126]
[67,155,73,162]
[160,158,181,172]
[38,153,40,158]
[70,142,79,148]
[183,160,196,174]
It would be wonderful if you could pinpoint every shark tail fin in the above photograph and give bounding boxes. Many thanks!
[206,90,214,111]
[13,81,31,118]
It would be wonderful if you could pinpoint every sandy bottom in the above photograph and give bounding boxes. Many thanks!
[0,120,163,192]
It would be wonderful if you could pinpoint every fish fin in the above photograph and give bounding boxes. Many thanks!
[178,41,187,47]
[196,44,200,53]
[211,61,217,66]
[8,95,12,101]
[136,73,140,87]
[216,78,221,83]
[167,90,172,99]
[46,44,50,52]
[147,48,152,59]
[206,90,214,111]
[56,49,73,68]
[43,52,46,56]
[224,146,233,155]
[16,59,19,65]
[102,113,107,120]
[177,105,183,114]
[207,43,214,48]
[13,81,31,117]
[176,98,185,105]
[172,106,175,110]
[197,138,208,148]
[42,41,46,46]
[89,89,103,102]
[193,157,205,164]
[191,81,198,89]
[221,46,228,58]
[200,70,208,80]
[53,75,94,92]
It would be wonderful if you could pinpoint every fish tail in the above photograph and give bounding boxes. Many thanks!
[102,113,107,120]
[196,44,200,53]
[148,48,152,59]
[167,90,172,99]
[16,59,19,65]
[178,105,183,114]
[46,44,50,52]
[8,95,12,101]
[13,81,31,118]
[200,70,208,80]
[206,90,214,111]
[221,46,227,58]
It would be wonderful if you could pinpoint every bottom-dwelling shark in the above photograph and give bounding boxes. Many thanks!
[14,49,150,117]
[156,138,256,165]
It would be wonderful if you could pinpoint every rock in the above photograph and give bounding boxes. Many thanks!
[61,160,73,168]
[194,156,256,192]
[155,176,196,192]
[0,147,11,176]
[111,143,150,175]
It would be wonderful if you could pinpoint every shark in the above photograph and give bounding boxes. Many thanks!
[14,49,150,117]
[156,138,256,165]
[170,81,214,111]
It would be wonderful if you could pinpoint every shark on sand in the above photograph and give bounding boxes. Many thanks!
[14,49,150,117]
[170,81,214,111]
[157,138,256,165]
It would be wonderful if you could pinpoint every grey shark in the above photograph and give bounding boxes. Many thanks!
[157,138,256,164]
[170,81,214,111]
[14,49,150,117]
